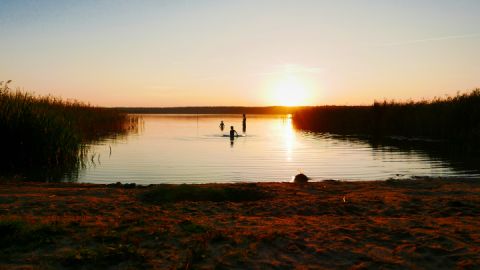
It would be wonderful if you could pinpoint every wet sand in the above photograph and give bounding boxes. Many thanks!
[0,178,479,269]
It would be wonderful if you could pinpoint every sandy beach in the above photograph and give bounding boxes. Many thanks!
[0,178,479,269]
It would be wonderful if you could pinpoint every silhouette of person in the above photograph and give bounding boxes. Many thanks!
[219,120,225,131]
[229,126,238,141]
[242,114,247,133]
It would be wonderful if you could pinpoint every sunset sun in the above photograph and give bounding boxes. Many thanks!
[272,75,310,106]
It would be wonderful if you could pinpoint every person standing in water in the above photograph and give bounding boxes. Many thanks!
[242,114,247,133]
[219,120,225,131]
[229,126,238,140]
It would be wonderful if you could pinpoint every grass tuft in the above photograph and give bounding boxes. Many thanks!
[0,219,64,250]
[60,244,145,268]
[179,220,208,233]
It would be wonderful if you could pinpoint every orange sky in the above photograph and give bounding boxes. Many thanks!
[1,1,479,107]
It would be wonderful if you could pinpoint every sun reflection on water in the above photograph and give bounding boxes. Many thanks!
[282,114,295,161]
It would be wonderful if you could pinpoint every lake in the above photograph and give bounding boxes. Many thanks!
[69,114,480,184]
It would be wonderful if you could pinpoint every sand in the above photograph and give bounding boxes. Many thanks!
[0,178,479,269]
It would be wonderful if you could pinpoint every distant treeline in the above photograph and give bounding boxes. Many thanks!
[0,85,136,178]
[116,106,304,115]
[293,89,480,149]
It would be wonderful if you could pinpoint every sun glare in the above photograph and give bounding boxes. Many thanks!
[272,75,310,106]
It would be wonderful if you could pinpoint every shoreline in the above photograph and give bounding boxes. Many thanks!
[1,178,479,269]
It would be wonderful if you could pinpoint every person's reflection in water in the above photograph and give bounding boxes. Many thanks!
[242,114,247,133]
[219,120,225,131]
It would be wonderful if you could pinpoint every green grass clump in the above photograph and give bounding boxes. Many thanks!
[293,89,480,150]
[0,84,137,177]
[60,244,145,269]
[140,184,270,204]
[0,219,64,250]
[178,220,208,233]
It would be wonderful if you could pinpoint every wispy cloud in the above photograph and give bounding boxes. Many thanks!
[257,64,325,76]
[378,33,480,47]
[145,85,179,91]
[194,64,325,82]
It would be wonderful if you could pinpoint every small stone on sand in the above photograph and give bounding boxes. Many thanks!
[294,173,309,183]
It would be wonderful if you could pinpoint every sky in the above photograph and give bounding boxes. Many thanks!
[0,0,479,107]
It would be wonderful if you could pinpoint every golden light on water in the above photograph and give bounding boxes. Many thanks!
[282,115,295,161]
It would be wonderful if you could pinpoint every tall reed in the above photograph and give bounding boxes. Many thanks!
[293,89,480,150]
[0,85,136,178]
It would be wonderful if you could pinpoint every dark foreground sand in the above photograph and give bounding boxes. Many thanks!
[0,178,479,269]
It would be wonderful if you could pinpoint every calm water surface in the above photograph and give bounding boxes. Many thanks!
[71,114,480,184]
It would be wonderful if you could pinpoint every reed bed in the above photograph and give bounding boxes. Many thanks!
[0,85,137,178]
[293,89,480,150]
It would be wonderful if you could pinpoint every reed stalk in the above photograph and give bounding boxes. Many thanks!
[0,85,137,179]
